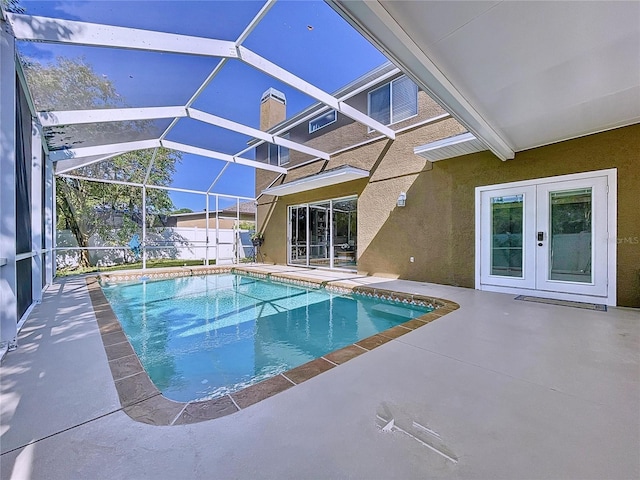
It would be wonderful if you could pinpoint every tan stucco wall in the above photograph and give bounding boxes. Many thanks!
[257,115,465,268]
[286,91,449,166]
[259,124,640,307]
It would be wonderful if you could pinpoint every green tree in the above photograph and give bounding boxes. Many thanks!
[23,57,180,268]
[171,208,194,215]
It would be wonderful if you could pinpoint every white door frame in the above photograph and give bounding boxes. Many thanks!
[475,169,617,306]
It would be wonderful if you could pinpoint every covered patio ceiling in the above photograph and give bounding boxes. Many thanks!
[333,0,640,160]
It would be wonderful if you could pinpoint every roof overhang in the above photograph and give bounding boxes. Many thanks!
[330,1,514,161]
[414,133,487,162]
[261,166,369,197]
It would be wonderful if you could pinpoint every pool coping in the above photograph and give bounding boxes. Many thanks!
[87,266,459,426]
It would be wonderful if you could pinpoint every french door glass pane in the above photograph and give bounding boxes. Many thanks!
[309,203,330,267]
[332,198,357,269]
[491,195,523,277]
[549,188,592,283]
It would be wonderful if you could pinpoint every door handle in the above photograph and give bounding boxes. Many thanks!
[537,231,544,246]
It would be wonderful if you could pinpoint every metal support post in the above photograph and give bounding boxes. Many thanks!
[215,195,220,265]
[205,193,210,265]
[0,24,18,351]
[44,154,54,285]
[31,120,43,302]
[142,186,147,269]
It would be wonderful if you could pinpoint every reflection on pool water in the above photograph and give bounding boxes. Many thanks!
[101,274,431,402]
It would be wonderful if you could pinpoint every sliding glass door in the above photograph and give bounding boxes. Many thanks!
[332,198,357,269]
[289,205,307,265]
[309,202,330,267]
[288,196,357,270]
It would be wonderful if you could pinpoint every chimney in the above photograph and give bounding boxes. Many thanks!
[260,87,286,131]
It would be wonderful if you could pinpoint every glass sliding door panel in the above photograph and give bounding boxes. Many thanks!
[309,202,330,267]
[490,195,524,277]
[289,206,307,265]
[549,188,592,283]
[332,198,357,269]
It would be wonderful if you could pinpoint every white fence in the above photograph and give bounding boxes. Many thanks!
[56,227,254,268]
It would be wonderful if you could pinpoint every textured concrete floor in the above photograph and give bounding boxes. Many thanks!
[1,270,638,479]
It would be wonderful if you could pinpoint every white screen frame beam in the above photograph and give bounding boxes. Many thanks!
[38,106,187,127]
[10,12,396,140]
[7,13,239,58]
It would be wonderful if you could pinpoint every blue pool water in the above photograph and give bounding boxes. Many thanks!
[101,274,431,402]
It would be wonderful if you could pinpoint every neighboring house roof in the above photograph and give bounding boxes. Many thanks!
[168,201,256,220]
[220,201,256,216]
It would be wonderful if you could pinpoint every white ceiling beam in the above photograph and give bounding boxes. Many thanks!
[237,46,396,139]
[58,173,207,195]
[54,152,122,174]
[7,13,239,58]
[143,147,159,186]
[38,106,187,127]
[235,0,277,46]
[160,140,287,174]
[58,173,144,188]
[187,108,330,160]
[58,172,254,199]
[206,163,230,193]
[184,59,228,109]
[49,139,160,161]
[329,1,514,160]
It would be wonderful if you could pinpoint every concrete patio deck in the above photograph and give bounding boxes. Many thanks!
[1,266,638,479]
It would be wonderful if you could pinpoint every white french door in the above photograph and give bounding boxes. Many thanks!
[477,170,616,305]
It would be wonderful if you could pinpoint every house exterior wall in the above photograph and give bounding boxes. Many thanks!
[258,124,640,307]
[255,74,449,169]
[256,113,466,268]
[430,124,638,307]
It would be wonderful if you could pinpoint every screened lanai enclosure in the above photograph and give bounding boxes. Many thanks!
[0,0,402,351]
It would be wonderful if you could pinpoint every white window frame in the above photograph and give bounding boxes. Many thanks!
[309,110,337,134]
[367,75,418,131]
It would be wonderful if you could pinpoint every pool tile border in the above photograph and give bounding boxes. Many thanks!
[87,268,459,426]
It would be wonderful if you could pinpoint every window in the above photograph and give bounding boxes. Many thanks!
[368,76,418,126]
[268,133,289,166]
[309,110,337,134]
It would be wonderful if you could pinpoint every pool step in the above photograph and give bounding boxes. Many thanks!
[370,303,417,320]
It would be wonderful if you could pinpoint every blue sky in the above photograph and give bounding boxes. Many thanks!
[19,0,387,211]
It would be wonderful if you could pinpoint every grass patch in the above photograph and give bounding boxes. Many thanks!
[56,259,209,277]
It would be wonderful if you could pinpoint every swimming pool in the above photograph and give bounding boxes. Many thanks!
[101,273,432,402]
